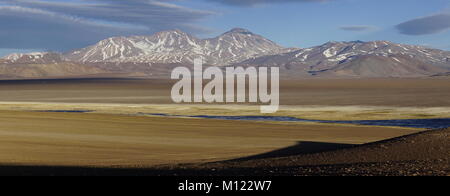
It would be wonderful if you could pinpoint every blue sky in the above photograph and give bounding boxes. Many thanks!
[1,0,450,56]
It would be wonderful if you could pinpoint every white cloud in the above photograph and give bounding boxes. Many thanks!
[396,13,450,35]
[208,0,330,7]
[0,0,214,51]
[339,25,377,32]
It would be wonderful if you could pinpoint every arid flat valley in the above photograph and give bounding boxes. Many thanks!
[0,78,448,175]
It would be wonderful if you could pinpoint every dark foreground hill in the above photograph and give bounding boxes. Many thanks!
[159,128,449,176]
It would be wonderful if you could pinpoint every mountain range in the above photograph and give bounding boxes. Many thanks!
[1,28,450,79]
[238,41,450,78]
[65,28,295,66]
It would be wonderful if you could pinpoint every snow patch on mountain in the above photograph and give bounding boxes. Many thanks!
[3,52,49,62]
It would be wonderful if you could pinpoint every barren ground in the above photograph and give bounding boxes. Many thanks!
[0,78,448,175]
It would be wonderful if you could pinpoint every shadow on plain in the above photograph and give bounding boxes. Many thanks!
[0,141,355,176]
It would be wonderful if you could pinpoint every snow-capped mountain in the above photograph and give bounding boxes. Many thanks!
[237,41,450,77]
[202,28,293,66]
[65,28,294,66]
[2,30,450,79]
[2,52,65,64]
[0,52,112,79]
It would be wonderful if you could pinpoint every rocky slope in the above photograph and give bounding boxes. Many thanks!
[0,62,107,79]
[0,52,111,79]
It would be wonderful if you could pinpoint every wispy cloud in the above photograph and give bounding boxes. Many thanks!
[339,25,377,32]
[0,0,214,51]
[396,13,450,35]
[207,0,330,7]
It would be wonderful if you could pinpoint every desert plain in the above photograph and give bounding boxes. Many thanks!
[0,77,448,175]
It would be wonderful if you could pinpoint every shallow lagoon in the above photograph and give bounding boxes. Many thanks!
[148,113,450,129]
